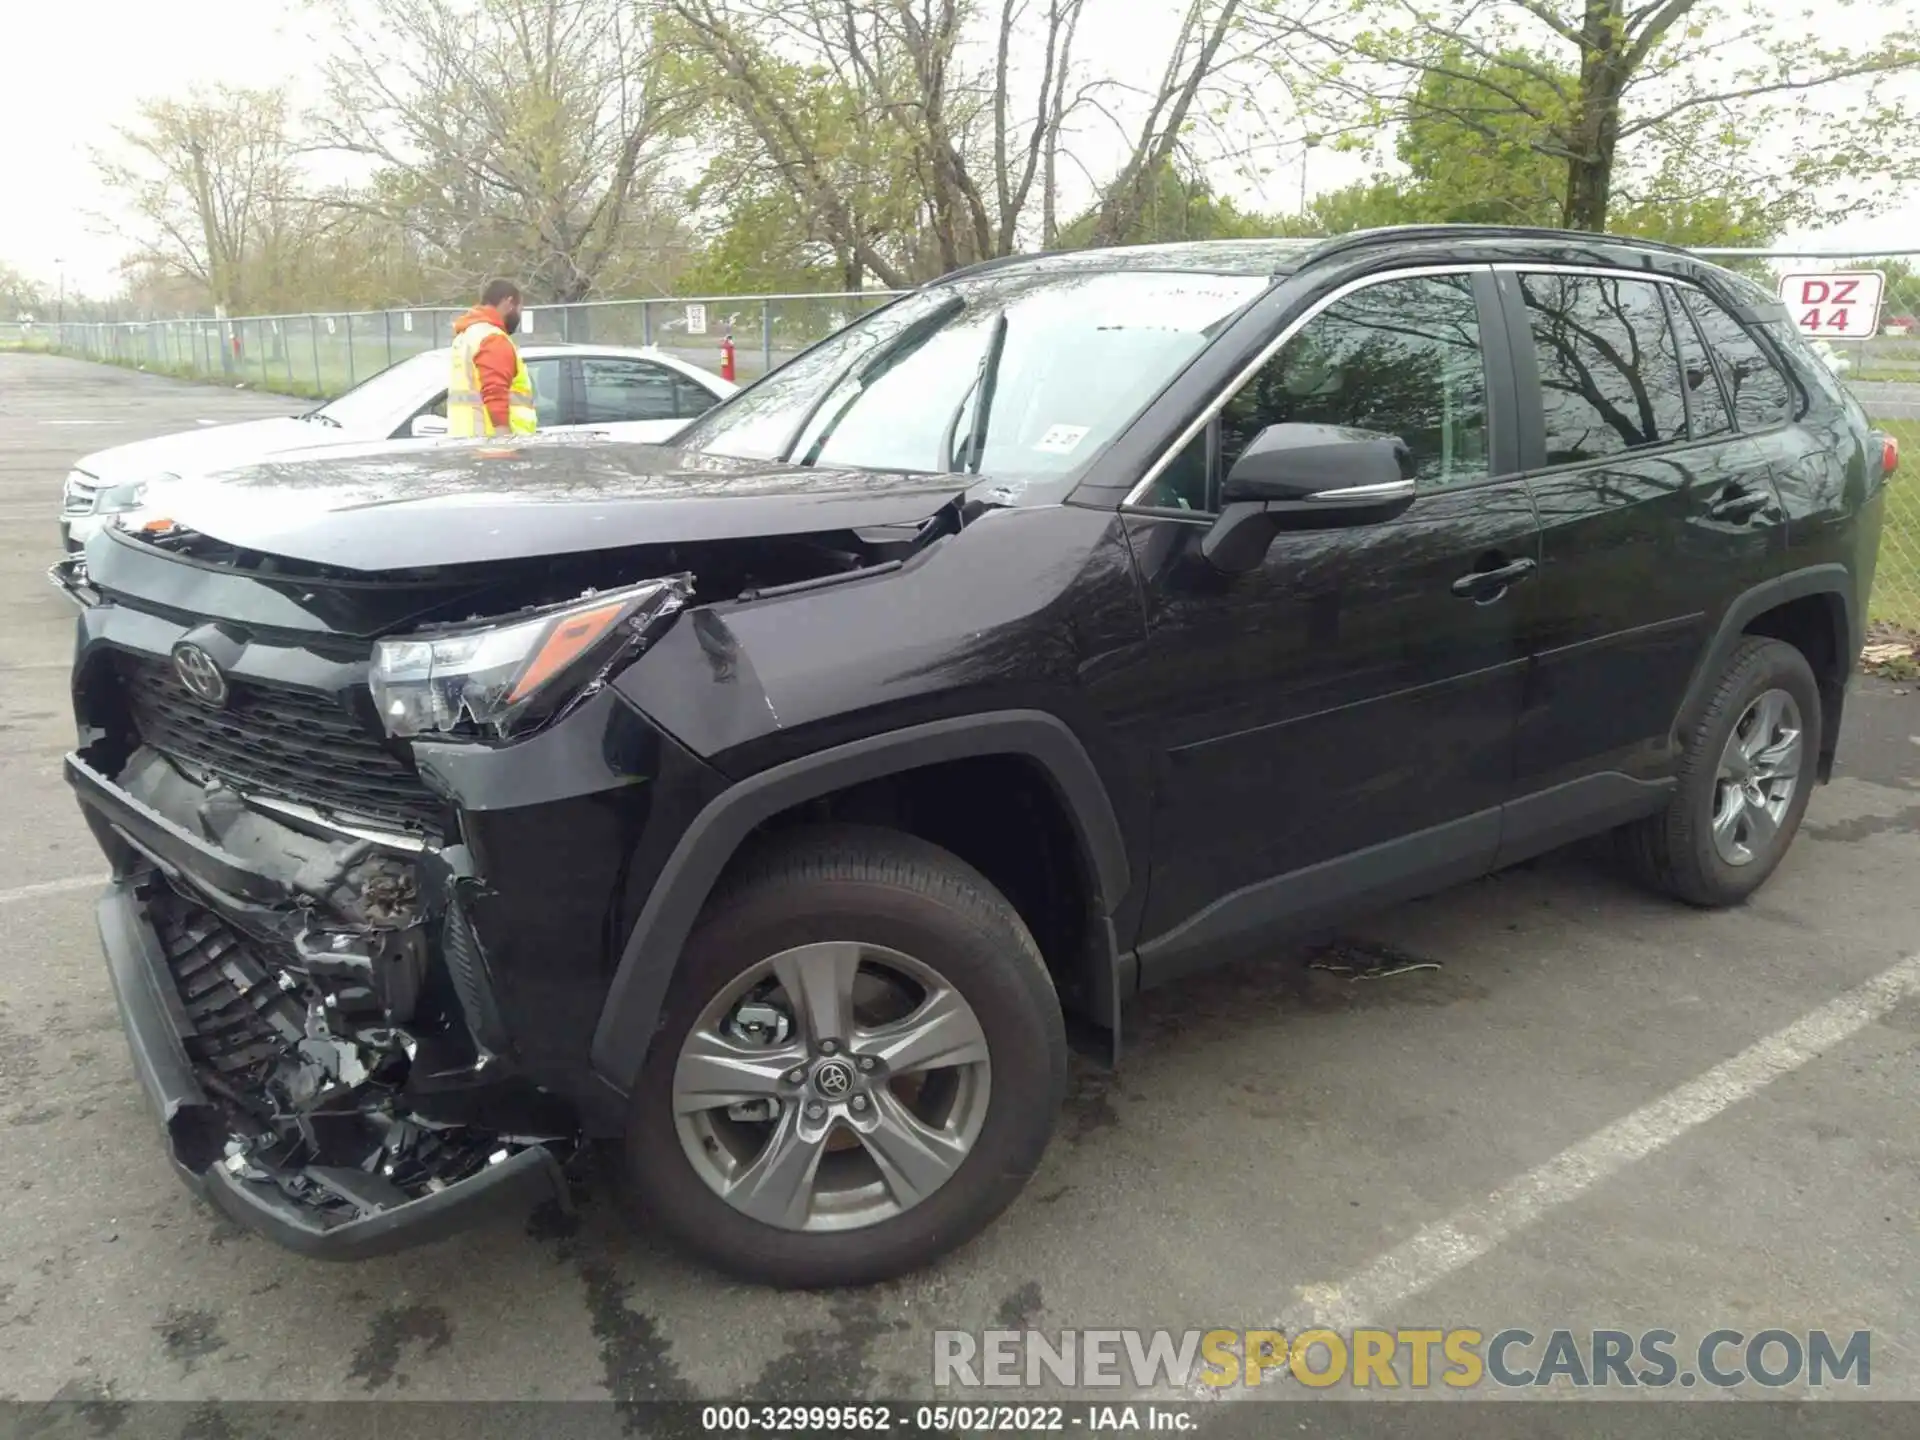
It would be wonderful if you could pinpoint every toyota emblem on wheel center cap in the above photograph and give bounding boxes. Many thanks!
[812,1059,856,1099]
[171,642,229,708]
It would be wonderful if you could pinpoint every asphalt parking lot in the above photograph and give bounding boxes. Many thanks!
[0,353,1916,1422]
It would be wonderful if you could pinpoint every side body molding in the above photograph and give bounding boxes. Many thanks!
[588,710,1130,1100]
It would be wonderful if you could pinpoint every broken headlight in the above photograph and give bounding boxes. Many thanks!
[369,574,693,740]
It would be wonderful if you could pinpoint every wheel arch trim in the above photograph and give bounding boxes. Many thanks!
[588,709,1128,1098]
[1677,565,1855,775]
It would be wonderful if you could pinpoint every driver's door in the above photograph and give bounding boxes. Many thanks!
[1117,268,1539,979]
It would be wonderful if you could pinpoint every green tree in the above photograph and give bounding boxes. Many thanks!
[1265,0,1920,232]
[674,187,848,296]
[1056,163,1279,247]
[0,263,46,320]
[1288,46,1777,243]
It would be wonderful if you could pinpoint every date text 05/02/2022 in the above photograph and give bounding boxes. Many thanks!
[699,1403,1193,1432]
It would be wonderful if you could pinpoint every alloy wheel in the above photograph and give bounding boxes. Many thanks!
[672,941,992,1232]
[1710,687,1804,867]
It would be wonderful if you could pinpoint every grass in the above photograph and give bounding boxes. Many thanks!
[1869,417,1920,631]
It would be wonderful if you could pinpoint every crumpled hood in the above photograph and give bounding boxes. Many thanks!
[75,415,322,484]
[157,435,970,571]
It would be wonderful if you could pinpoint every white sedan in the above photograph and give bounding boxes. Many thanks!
[59,343,736,550]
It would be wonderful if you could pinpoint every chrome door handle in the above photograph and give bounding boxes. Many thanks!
[1451,557,1537,599]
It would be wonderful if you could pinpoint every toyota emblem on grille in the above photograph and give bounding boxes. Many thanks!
[171,643,230,708]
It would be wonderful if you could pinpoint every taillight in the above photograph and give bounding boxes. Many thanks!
[1884,433,1900,478]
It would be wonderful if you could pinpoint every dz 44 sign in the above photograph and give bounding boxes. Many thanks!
[1778,270,1884,339]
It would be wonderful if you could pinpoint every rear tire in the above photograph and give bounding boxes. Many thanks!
[623,824,1067,1288]
[1620,636,1821,907]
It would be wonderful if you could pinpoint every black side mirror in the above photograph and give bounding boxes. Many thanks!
[1201,422,1417,574]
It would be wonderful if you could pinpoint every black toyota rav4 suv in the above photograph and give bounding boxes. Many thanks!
[59,226,1893,1287]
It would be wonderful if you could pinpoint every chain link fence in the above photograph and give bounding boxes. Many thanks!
[11,250,1919,630]
[13,292,906,398]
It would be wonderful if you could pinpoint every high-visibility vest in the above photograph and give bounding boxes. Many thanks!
[447,322,538,437]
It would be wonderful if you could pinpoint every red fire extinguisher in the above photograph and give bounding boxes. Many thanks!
[719,334,736,383]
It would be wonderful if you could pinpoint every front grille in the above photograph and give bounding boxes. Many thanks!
[114,650,447,835]
[152,887,303,1087]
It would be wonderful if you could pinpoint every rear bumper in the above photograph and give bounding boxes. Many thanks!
[95,875,571,1259]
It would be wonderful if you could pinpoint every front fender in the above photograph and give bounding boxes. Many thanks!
[586,709,1128,1100]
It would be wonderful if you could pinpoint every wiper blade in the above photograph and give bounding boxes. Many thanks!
[302,410,343,428]
[959,312,1008,475]
[782,294,966,464]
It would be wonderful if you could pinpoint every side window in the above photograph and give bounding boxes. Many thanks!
[674,374,720,418]
[1663,287,1732,438]
[1519,273,1685,463]
[580,359,680,424]
[1141,430,1210,510]
[1220,273,1490,491]
[1759,318,1850,425]
[1677,290,1793,431]
[524,357,564,427]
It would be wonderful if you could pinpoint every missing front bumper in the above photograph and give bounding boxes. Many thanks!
[69,747,576,1257]
[95,875,572,1258]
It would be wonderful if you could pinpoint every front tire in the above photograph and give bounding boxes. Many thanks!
[1622,635,1822,907]
[624,825,1067,1288]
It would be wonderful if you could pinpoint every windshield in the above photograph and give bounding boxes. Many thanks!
[675,270,1270,477]
[313,350,447,431]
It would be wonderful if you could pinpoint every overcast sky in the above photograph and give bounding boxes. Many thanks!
[8,0,1918,298]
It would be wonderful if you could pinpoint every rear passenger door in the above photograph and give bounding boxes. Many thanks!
[1679,288,1868,559]
[577,357,723,441]
[1499,268,1786,856]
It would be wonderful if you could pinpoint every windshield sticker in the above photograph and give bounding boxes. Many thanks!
[1035,424,1090,454]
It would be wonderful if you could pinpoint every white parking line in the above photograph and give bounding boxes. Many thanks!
[1189,948,1920,1402]
[0,875,103,906]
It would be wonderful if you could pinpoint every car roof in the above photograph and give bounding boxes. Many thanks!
[396,342,702,363]
[519,343,694,361]
[933,224,1711,286]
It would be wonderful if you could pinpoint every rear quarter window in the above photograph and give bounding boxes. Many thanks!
[1758,319,1870,431]
[1677,289,1795,431]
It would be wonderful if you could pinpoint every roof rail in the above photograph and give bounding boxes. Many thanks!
[1300,224,1697,264]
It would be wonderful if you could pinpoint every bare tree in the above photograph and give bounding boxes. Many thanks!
[1084,0,1248,247]
[312,0,694,301]
[665,0,1092,284]
[96,87,309,314]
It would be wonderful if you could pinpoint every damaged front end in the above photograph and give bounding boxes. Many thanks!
[61,473,971,1256]
[72,743,576,1257]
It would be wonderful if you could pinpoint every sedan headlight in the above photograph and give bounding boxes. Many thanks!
[61,470,100,515]
[369,575,693,740]
[94,480,153,514]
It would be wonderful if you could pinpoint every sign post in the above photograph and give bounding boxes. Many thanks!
[1777,271,1885,339]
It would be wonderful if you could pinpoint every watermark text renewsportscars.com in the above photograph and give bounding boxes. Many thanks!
[932,1327,1872,1391]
